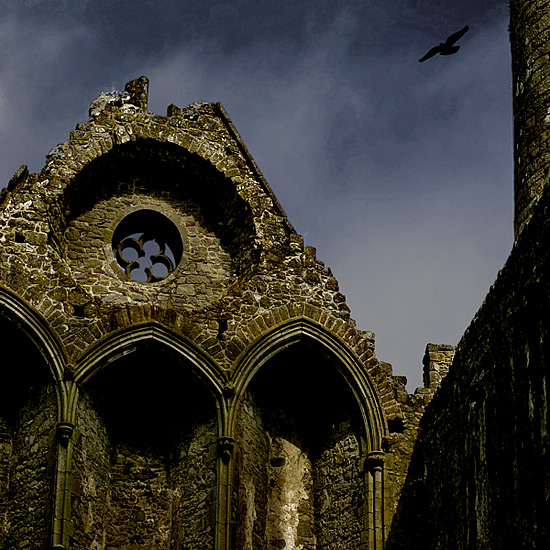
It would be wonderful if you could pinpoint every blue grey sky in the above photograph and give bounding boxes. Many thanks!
[0,0,512,390]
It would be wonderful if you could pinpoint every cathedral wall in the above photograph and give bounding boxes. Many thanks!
[71,393,111,549]
[386,185,550,549]
[0,76,428,548]
[233,392,269,550]
[70,349,219,549]
[64,192,232,309]
[233,344,371,550]
[0,418,10,548]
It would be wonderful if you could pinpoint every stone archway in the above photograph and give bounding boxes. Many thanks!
[65,328,226,549]
[229,320,387,550]
[0,313,59,549]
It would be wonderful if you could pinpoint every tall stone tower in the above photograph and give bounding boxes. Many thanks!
[510,0,550,239]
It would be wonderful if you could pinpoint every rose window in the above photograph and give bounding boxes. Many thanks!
[112,210,183,283]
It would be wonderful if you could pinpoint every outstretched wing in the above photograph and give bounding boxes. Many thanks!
[445,25,469,46]
[419,45,442,62]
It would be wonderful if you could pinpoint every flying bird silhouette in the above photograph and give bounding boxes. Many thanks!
[419,25,469,62]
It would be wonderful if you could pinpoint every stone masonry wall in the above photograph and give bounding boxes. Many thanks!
[386,182,550,549]
[234,343,374,549]
[0,418,9,549]
[72,390,218,550]
[510,0,550,238]
[64,193,232,310]
[0,77,435,548]
[5,385,57,550]
[421,344,455,392]
[313,426,364,550]
[71,393,112,549]
[233,392,269,550]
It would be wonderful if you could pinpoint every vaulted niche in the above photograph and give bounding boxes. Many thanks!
[74,341,218,549]
[0,315,56,549]
[234,341,368,550]
[62,139,258,277]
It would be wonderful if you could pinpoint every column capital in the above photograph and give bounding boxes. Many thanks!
[365,450,385,472]
[56,422,74,446]
[217,436,235,464]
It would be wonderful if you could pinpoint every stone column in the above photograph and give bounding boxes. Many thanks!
[366,451,385,550]
[216,436,235,550]
[510,0,550,239]
[51,422,74,549]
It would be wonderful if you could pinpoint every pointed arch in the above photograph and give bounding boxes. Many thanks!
[0,284,68,421]
[229,317,387,452]
[68,321,227,550]
[73,321,227,428]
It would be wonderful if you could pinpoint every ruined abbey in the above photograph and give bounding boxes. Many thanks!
[0,0,548,548]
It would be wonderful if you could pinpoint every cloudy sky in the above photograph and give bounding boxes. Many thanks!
[1,0,512,390]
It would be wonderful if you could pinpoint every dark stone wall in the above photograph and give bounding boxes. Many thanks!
[313,425,364,550]
[71,346,219,549]
[0,418,10,547]
[386,185,550,549]
[1,386,56,550]
[510,0,550,238]
[233,392,269,550]
[71,393,111,549]
[0,318,56,550]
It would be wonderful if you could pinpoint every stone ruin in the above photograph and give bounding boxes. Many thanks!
[2,0,550,547]
[0,75,441,549]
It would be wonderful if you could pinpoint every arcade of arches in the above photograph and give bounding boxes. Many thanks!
[0,77,437,549]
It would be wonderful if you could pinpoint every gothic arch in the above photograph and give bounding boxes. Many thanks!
[66,322,227,549]
[72,321,227,426]
[0,285,68,548]
[227,318,387,550]
[0,284,67,420]
[229,318,387,450]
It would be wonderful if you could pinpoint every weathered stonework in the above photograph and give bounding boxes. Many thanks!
[383,1,550,548]
[0,76,428,549]
[386,174,550,549]
[510,0,550,238]
[420,343,455,393]
[3,0,550,545]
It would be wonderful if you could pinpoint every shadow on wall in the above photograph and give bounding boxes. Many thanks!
[61,139,259,278]
[0,316,56,549]
[234,341,368,550]
[72,341,219,549]
[386,184,550,549]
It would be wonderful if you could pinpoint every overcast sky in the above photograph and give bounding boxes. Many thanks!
[1,0,513,390]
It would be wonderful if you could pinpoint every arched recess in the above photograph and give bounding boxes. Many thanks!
[229,319,386,450]
[59,138,260,278]
[0,286,67,548]
[0,285,67,403]
[66,323,227,549]
[228,319,387,550]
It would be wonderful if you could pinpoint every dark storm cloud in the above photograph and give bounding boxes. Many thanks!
[1,0,512,389]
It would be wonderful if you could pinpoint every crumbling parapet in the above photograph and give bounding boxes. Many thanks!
[421,343,456,391]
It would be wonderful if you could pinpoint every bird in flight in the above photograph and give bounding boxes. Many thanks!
[419,25,469,62]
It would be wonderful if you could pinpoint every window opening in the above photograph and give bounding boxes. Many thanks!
[112,210,183,283]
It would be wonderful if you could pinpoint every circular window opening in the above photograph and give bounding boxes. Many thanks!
[112,210,183,283]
